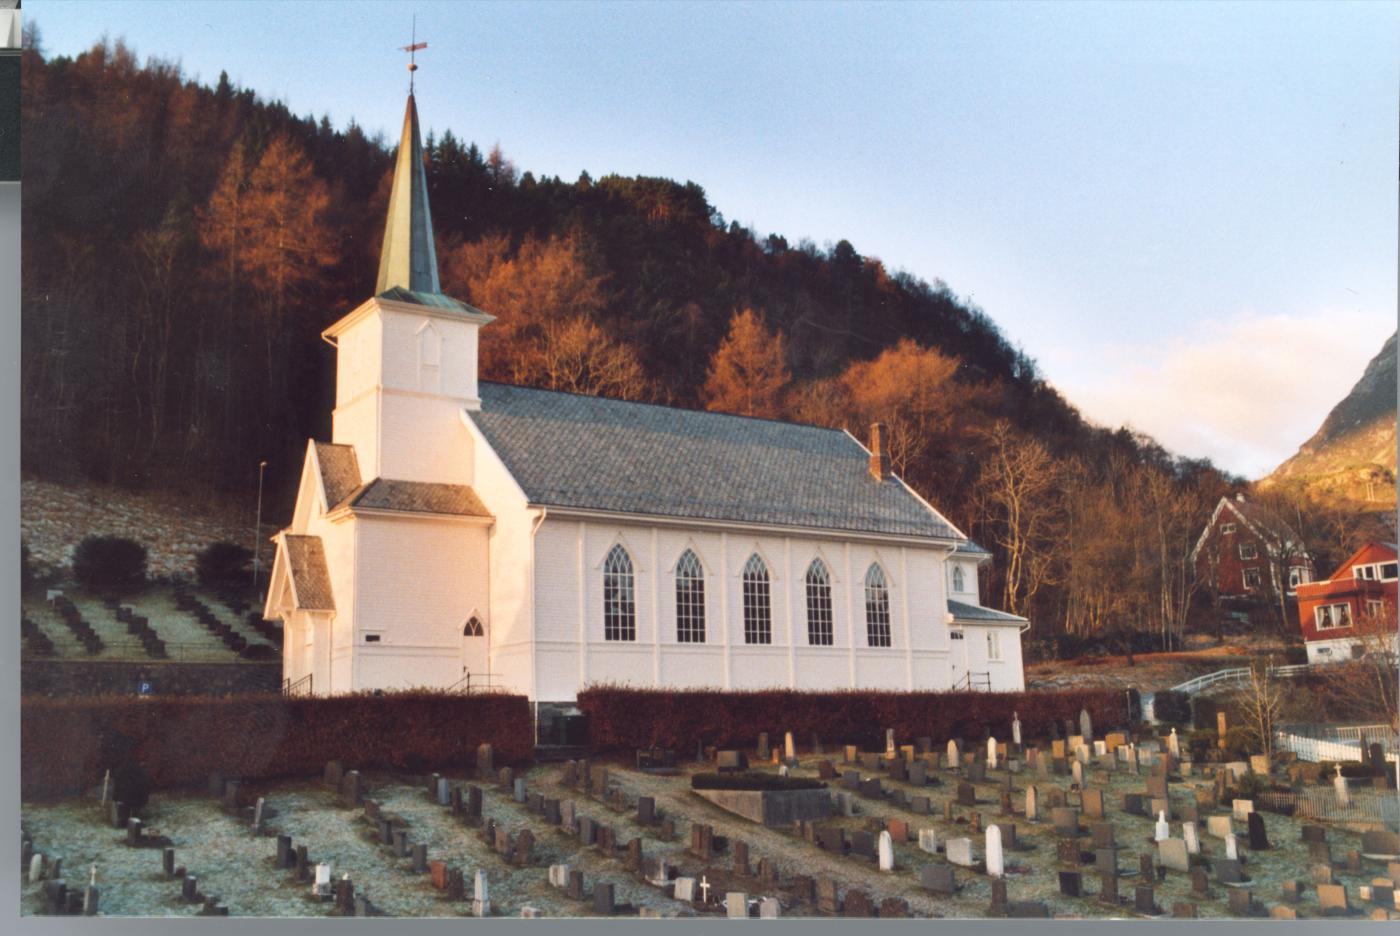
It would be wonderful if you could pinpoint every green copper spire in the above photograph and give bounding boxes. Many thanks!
[376,93,441,296]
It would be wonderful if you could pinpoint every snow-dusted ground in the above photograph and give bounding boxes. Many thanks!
[20,756,1395,919]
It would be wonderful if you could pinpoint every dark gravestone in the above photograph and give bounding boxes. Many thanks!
[637,796,656,825]
[1247,812,1270,850]
[579,817,597,846]
[819,826,846,854]
[817,760,837,780]
[449,787,463,814]
[880,896,910,917]
[1172,901,1198,918]
[859,778,883,799]
[467,786,483,821]
[1227,887,1254,916]
[1308,840,1332,866]
[163,847,176,877]
[734,840,751,876]
[911,795,930,815]
[412,844,428,874]
[989,879,1009,917]
[566,869,586,902]
[843,888,874,917]
[544,798,561,826]
[1301,824,1327,844]
[276,835,294,868]
[1099,870,1119,905]
[921,865,956,895]
[514,830,535,867]
[1191,868,1210,896]
[625,837,642,872]
[1091,822,1115,849]
[295,846,310,883]
[957,782,977,806]
[1057,839,1082,866]
[1059,870,1082,897]
[850,830,876,861]
[716,751,748,774]
[1216,858,1246,884]
[592,880,616,914]
[1008,900,1050,918]
[817,877,841,915]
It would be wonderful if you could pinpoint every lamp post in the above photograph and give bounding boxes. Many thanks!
[252,460,267,599]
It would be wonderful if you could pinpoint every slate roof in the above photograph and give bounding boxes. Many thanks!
[377,285,491,316]
[948,599,1027,625]
[955,539,991,557]
[471,382,961,540]
[314,442,362,507]
[283,535,335,611]
[347,478,491,518]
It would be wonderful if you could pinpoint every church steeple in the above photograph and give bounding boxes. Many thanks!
[375,93,441,297]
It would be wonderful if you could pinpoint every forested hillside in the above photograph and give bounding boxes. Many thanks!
[25,37,1383,650]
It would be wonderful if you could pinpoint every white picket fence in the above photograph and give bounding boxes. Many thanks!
[1274,725,1398,765]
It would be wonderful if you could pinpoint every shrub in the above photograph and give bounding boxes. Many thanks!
[1152,690,1192,727]
[196,542,254,591]
[577,685,1131,753]
[1221,727,1254,761]
[691,772,826,792]
[1232,771,1269,801]
[111,760,152,811]
[1318,760,1373,780]
[72,536,147,595]
[1185,728,1218,763]
[21,690,533,798]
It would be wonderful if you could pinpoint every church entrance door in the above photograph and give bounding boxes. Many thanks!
[460,615,488,689]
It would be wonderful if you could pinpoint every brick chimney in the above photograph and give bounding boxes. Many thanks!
[869,423,891,481]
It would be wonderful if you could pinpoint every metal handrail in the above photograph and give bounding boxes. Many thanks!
[1169,662,1311,696]
[283,674,313,697]
[445,672,503,694]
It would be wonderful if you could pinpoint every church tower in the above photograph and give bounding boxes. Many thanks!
[321,91,493,485]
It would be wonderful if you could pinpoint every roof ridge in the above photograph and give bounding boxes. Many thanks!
[479,379,851,436]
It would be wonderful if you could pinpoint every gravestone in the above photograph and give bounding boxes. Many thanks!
[878,831,895,871]
[1025,786,1038,822]
[1184,821,1200,855]
[946,837,976,868]
[1051,807,1079,837]
[1247,812,1270,850]
[922,864,956,895]
[1100,869,1119,905]
[412,844,428,874]
[986,825,1005,878]
[1216,858,1246,884]
[888,818,909,843]
[843,888,874,917]
[593,881,615,916]
[957,782,977,806]
[1207,815,1233,839]
[918,828,939,853]
[817,877,841,915]
[1058,868,1083,897]
[1191,868,1210,896]
[1135,884,1159,915]
[1159,837,1189,872]
[1227,887,1255,916]
[1082,788,1104,819]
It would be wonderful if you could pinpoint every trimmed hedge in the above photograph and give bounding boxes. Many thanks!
[22,690,532,799]
[577,685,1132,752]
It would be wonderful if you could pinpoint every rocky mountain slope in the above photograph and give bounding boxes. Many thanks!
[1264,331,1397,503]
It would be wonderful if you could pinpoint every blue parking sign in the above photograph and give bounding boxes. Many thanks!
[138,680,153,696]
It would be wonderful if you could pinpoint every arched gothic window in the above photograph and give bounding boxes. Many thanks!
[417,321,441,392]
[805,559,834,646]
[463,616,484,637]
[865,563,892,648]
[741,554,772,645]
[603,544,636,641]
[952,565,966,593]
[675,549,706,643]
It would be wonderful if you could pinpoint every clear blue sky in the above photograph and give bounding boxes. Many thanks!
[31,0,1400,476]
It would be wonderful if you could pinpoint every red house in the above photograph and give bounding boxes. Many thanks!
[1295,541,1398,664]
[1190,494,1316,628]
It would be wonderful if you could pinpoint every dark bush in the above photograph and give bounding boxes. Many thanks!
[239,644,278,661]
[1185,728,1218,763]
[1281,644,1309,666]
[1318,760,1373,780]
[196,542,254,591]
[578,685,1131,753]
[72,536,147,595]
[1231,771,1269,801]
[691,772,825,792]
[21,690,532,798]
[1151,690,1192,727]
[111,760,152,811]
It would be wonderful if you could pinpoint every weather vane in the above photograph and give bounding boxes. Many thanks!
[400,14,428,94]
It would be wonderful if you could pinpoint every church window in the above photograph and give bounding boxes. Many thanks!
[952,565,966,593]
[805,559,834,646]
[742,554,772,645]
[675,549,706,643]
[463,617,484,637]
[865,563,892,648]
[417,321,441,393]
[987,630,1002,660]
[603,544,636,641]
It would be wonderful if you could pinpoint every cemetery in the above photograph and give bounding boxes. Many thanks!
[19,701,1400,919]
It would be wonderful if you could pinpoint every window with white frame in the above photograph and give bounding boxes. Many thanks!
[742,554,772,645]
[952,565,966,593]
[603,544,636,641]
[864,563,892,648]
[805,558,834,646]
[1353,561,1398,582]
[417,321,441,393]
[1221,522,1236,535]
[1365,599,1385,619]
[986,630,1002,660]
[1238,542,1258,560]
[675,549,706,643]
[463,617,484,637]
[1288,567,1311,589]
[1314,602,1351,631]
[1242,567,1262,590]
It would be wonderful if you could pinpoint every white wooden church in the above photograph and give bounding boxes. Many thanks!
[263,89,1029,704]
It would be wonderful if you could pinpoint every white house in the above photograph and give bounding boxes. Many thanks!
[263,90,1029,706]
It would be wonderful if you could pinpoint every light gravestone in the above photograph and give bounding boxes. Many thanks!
[987,737,998,770]
[1159,838,1189,873]
[946,837,976,868]
[878,831,895,872]
[1334,766,1350,808]
[918,829,939,854]
[473,870,491,918]
[986,825,1005,878]
[1155,811,1170,842]
[1012,712,1022,748]
[1025,786,1038,822]
[1184,821,1200,856]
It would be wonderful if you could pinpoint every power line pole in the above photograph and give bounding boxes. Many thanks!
[252,460,267,599]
